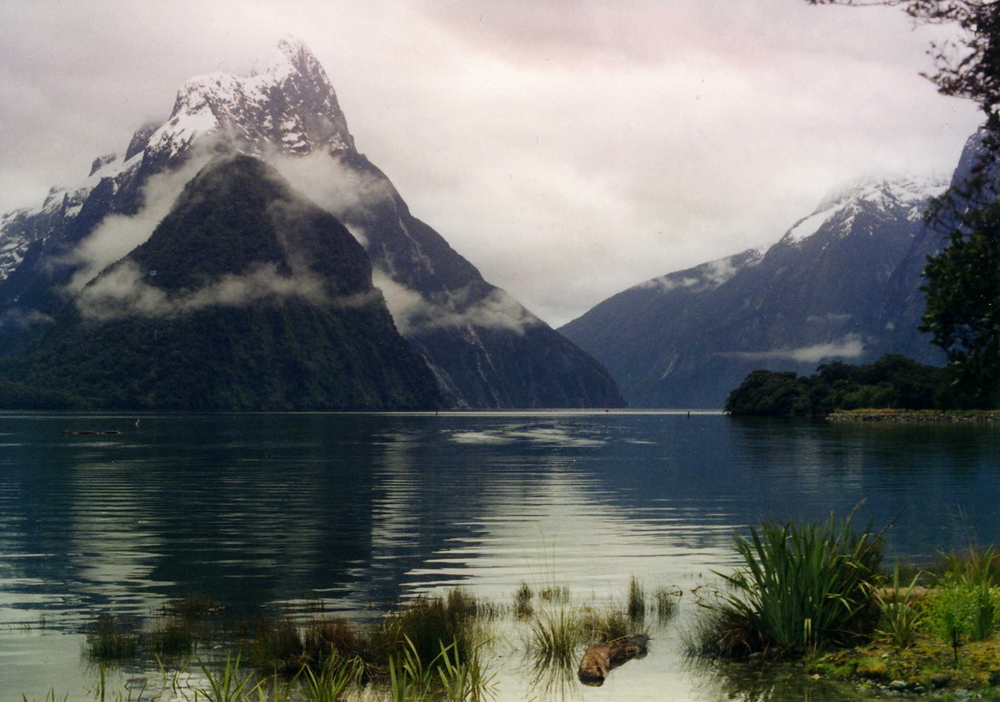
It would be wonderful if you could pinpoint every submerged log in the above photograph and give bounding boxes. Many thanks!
[577,634,649,686]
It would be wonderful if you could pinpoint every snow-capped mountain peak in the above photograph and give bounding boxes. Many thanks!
[782,175,947,245]
[144,37,355,164]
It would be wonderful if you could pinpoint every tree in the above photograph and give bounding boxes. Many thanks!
[807,0,1000,407]
[920,200,1000,406]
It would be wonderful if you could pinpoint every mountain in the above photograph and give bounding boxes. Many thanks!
[0,38,623,409]
[0,155,443,410]
[560,174,953,408]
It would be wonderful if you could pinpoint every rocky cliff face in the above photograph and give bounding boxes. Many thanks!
[0,38,623,409]
[561,175,952,408]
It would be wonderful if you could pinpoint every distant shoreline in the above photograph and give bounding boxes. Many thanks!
[827,409,1000,423]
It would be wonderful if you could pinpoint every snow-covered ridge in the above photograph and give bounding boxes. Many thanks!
[0,148,145,282]
[783,175,948,245]
[144,36,354,164]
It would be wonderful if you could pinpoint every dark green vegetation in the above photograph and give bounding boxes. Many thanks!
[808,548,1000,696]
[921,194,1000,409]
[0,155,442,411]
[700,515,884,659]
[723,353,969,416]
[690,512,1000,697]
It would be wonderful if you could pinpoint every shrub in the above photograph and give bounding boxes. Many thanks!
[708,515,883,658]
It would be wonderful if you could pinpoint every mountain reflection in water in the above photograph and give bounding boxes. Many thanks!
[0,411,997,701]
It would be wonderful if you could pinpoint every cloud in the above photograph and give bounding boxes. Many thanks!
[63,151,215,293]
[637,253,745,294]
[373,270,540,336]
[270,151,395,227]
[0,307,53,331]
[638,275,701,294]
[717,334,865,364]
[74,260,362,322]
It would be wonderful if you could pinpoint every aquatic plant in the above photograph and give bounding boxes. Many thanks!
[248,616,303,673]
[377,589,483,670]
[147,616,198,657]
[527,606,582,672]
[435,638,498,702]
[709,514,884,658]
[513,582,534,618]
[302,616,364,663]
[538,586,570,605]
[85,614,140,662]
[20,690,68,702]
[579,604,638,642]
[196,653,259,702]
[653,586,681,623]
[296,652,363,702]
[387,636,432,702]
[627,576,646,621]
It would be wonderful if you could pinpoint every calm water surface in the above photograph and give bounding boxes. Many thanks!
[0,411,998,700]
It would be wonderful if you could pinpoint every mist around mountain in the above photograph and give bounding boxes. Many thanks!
[0,38,623,410]
[560,166,973,409]
[0,155,443,410]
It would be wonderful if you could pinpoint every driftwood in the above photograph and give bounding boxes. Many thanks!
[577,634,649,686]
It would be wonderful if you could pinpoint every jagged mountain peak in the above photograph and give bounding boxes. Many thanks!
[144,37,354,165]
[816,174,947,212]
[782,174,947,246]
[268,36,327,81]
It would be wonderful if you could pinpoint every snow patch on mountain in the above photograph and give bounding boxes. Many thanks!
[144,36,354,165]
[783,175,947,245]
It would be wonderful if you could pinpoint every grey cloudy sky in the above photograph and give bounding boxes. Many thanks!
[0,0,984,327]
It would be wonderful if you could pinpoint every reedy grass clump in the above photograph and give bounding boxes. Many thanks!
[376,589,485,671]
[653,586,681,623]
[627,576,646,621]
[527,607,583,671]
[20,691,68,702]
[579,604,640,642]
[296,652,364,702]
[875,567,925,649]
[197,653,260,702]
[85,614,140,662]
[513,582,533,618]
[384,636,496,702]
[707,514,884,659]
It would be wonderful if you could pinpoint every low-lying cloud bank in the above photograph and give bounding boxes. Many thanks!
[64,152,215,294]
[76,260,377,321]
[374,271,540,336]
[717,334,865,364]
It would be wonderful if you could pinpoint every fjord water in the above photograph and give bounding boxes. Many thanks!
[1,410,998,701]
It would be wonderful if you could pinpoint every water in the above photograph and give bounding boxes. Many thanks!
[0,410,997,700]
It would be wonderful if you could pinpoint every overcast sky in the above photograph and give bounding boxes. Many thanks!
[0,0,984,327]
